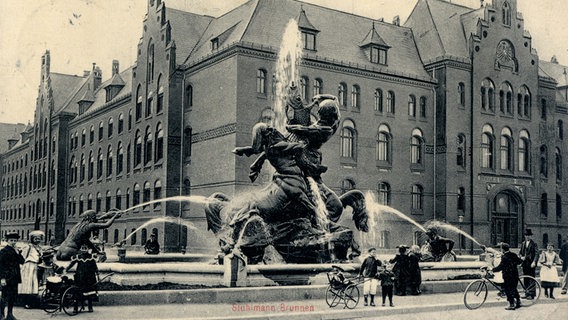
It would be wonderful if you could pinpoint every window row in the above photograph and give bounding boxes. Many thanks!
[101,227,159,246]
[2,162,56,200]
[1,198,54,221]
[480,79,531,117]
[68,124,164,184]
[135,74,165,121]
[66,181,163,217]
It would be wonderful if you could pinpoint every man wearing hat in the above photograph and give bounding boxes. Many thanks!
[491,242,523,310]
[358,247,381,306]
[144,231,160,255]
[0,232,25,320]
[519,228,538,299]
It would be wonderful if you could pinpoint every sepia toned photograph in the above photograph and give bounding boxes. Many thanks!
[0,0,567,319]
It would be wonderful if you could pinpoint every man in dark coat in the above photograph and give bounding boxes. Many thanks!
[144,232,160,255]
[491,242,523,310]
[426,228,455,262]
[519,228,538,298]
[390,245,410,296]
[0,232,25,320]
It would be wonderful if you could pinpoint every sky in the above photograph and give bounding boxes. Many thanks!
[0,0,567,125]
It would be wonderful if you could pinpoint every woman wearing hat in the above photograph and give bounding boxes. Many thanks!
[0,232,25,320]
[18,230,44,309]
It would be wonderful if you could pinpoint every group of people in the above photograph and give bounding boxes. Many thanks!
[484,228,566,311]
[358,245,423,308]
[0,230,102,319]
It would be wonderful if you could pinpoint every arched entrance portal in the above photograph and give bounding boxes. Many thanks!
[490,190,522,247]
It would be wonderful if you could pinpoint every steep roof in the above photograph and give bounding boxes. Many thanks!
[360,24,390,48]
[166,8,214,64]
[539,60,568,87]
[50,73,87,114]
[0,123,26,154]
[405,0,478,63]
[184,0,430,80]
[80,66,134,117]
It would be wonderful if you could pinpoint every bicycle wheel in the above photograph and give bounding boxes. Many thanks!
[343,284,360,309]
[463,279,488,310]
[61,286,82,316]
[325,285,342,308]
[517,275,541,306]
[41,289,59,313]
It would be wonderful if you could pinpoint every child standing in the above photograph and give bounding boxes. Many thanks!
[378,263,396,307]
[65,244,99,313]
[358,248,381,306]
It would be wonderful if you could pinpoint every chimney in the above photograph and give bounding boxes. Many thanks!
[551,55,559,64]
[83,70,91,77]
[112,60,120,76]
[92,63,102,90]
[393,15,400,26]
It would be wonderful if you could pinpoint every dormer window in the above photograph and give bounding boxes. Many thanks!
[370,46,388,65]
[302,31,316,51]
[211,38,219,51]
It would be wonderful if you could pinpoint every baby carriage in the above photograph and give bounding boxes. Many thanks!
[40,272,74,313]
[325,265,362,309]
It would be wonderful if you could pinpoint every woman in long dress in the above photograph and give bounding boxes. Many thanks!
[18,230,44,308]
[539,243,563,299]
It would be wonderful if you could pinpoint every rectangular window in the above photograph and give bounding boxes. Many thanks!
[302,32,316,50]
[370,47,379,64]
[146,98,153,117]
[211,38,219,51]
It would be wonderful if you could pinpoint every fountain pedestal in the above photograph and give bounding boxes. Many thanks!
[117,247,127,263]
[223,250,247,287]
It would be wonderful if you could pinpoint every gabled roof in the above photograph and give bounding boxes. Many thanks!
[405,0,477,63]
[50,73,87,114]
[539,60,568,87]
[107,73,126,87]
[297,6,318,32]
[166,8,214,64]
[79,66,134,117]
[186,0,429,80]
[0,123,26,154]
[360,23,389,48]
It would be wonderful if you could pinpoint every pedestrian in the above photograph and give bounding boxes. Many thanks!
[378,263,395,307]
[65,244,99,313]
[0,232,25,320]
[559,237,568,295]
[390,245,410,296]
[519,228,538,299]
[538,243,562,299]
[481,245,505,293]
[358,247,381,306]
[144,231,160,255]
[490,242,523,310]
[18,230,44,309]
[408,245,422,295]
[425,228,455,262]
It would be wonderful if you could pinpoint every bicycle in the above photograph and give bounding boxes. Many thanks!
[463,266,541,310]
[325,265,362,309]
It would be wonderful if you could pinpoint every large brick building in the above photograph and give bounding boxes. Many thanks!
[1,0,567,253]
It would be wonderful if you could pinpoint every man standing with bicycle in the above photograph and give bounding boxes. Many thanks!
[519,228,538,299]
[491,242,523,310]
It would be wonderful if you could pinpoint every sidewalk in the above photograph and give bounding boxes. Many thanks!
[16,289,568,320]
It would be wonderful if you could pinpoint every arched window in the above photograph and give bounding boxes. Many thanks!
[313,78,322,96]
[146,91,153,117]
[133,183,140,206]
[386,91,395,114]
[376,124,391,164]
[411,184,424,211]
[144,126,153,165]
[457,133,466,168]
[558,120,564,140]
[98,121,104,141]
[147,42,155,83]
[458,82,466,106]
[126,143,131,173]
[556,148,562,182]
[300,76,309,101]
[79,194,84,213]
[185,85,193,110]
[136,84,143,120]
[106,145,113,177]
[351,85,360,109]
[96,192,102,212]
[518,86,531,117]
[518,130,530,172]
[155,123,164,161]
[419,96,427,118]
[256,69,267,94]
[481,125,494,169]
[499,82,513,114]
[157,75,164,113]
[90,125,95,143]
[116,189,122,210]
[68,157,75,184]
[481,79,495,111]
[126,188,130,208]
[81,129,86,146]
[500,127,513,171]
[131,228,137,245]
[108,117,114,138]
[135,130,142,166]
[410,128,424,165]
[117,142,124,174]
[374,89,383,112]
[457,187,465,211]
[541,193,548,218]
[556,194,562,221]
[338,82,347,107]
[340,119,356,159]
[97,148,103,179]
[408,95,416,117]
[106,190,112,211]
[118,113,124,133]
[143,181,151,208]
[184,127,192,159]
[378,182,391,205]
[88,151,94,180]
[502,1,511,26]
[141,229,147,245]
[154,180,162,209]
[540,145,548,177]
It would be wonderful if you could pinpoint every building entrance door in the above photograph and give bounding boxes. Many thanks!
[490,191,521,247]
